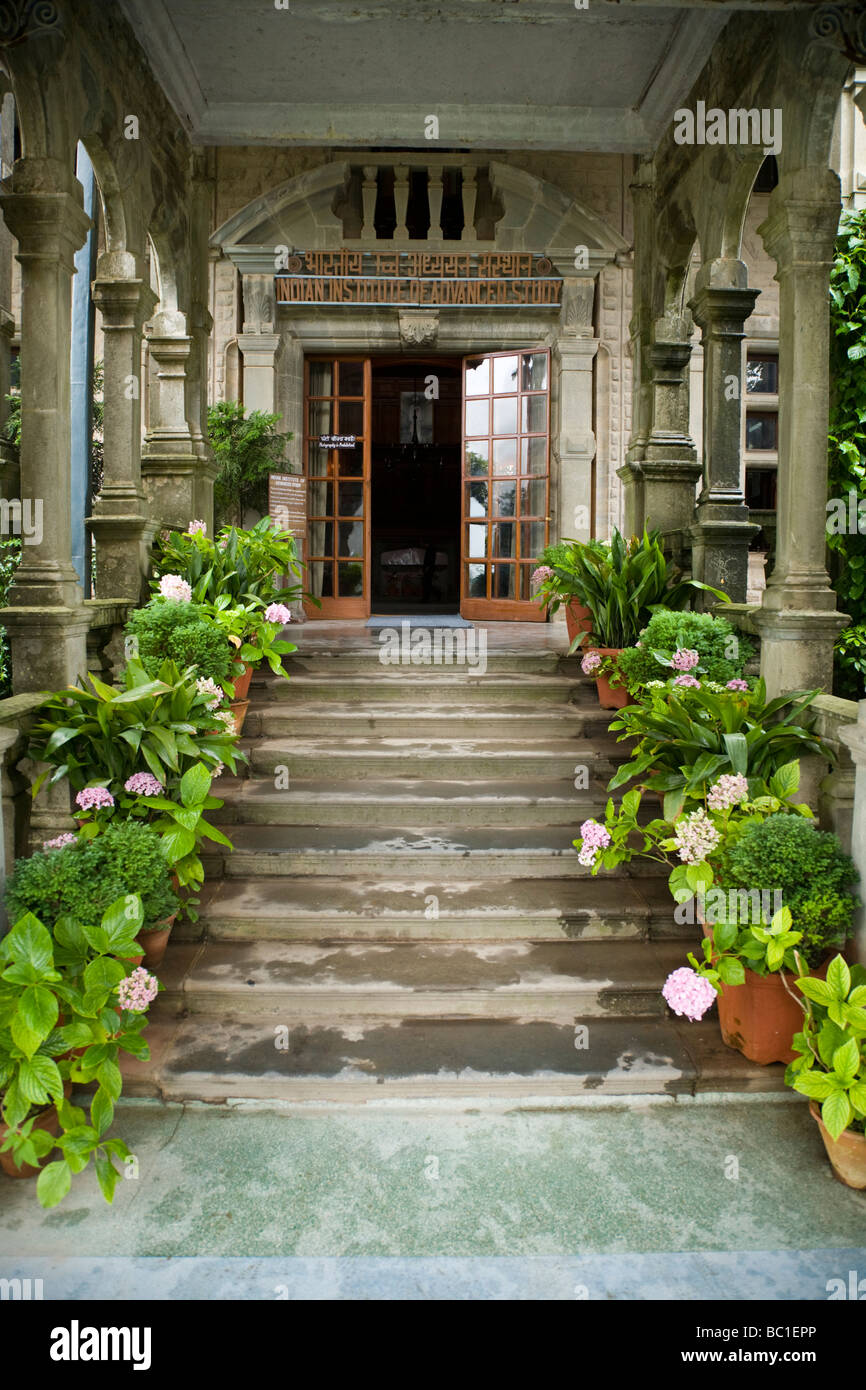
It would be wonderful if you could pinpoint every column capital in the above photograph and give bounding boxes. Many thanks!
[758,168,841,272]
[0,187,91,266]
[689,279,758,337]
[92,274,158,331]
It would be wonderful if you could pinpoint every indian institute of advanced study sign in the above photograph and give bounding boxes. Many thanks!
[275,251,563,307]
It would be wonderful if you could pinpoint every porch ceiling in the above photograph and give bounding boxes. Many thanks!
[112,0,769,152]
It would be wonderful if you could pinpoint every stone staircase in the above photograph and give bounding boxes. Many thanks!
[122,628,784,1102]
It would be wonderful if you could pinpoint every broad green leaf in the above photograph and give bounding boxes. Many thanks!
[822,1089,853,1142]
[102,894,144,941]
[18,1054,63,1105]
[718,957,745,986]
[180,761,212,807]
[90,1087,114,1137]
[18,985,59,1041]
[793,1070,836,1101]
[832,1037,861,1085]
[83,956,126,994]
[94,1153,118,1203]
[826,955,851,1001]
[4,916,53,973]
[796,977,835,1006]
[37,1159,72,1208]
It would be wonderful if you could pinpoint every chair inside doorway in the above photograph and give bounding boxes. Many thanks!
[371,360,461,613]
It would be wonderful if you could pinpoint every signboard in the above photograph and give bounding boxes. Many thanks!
[268,472,306,539]
[319,434,357,449]
[275,250,562,308]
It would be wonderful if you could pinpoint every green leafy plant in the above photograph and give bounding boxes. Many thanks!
[6,822,178,934]
[113,761,233,895]
[28,657,244,798]
[125,599,235,686]
[788,955,866,1140]
[553,528,728,650]
[607,679,830,820]
[207,401,292,528]
[530,539,610,615]
[828,211,866,699]
[152,517,305,609]
[617,609,754,691]
[0,536,21,698]
[0,897,156,1204]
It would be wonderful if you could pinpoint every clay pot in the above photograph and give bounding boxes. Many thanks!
[584,647,629,710]
[229,699,249,735]
[564,601,593,650]
[229,662,254,702]
[0,1107,60,1180]
[706,935,828,1065]
[809,1101,866,1189]
[134,917,175,971]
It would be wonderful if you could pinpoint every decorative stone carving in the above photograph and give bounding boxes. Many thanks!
[0,0,61,47]
[398,309,438,348]
[242,273,276,334]
[810,5,866,63]
[560,279,594,336]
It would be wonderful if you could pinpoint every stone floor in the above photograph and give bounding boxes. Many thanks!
[2,1095,864,1300]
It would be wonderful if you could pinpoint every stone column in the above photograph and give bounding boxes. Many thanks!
[0,158,91,691]
[755,168,848,694]
[839,701,866,964]
[142,309,215,533]
[238,270,284,415]
[555,278,598,545]
[619,162,655,535]
[88,251,157,602]
[640,316,701,558]
[688,260,759,604]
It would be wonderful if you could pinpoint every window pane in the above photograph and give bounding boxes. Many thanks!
[465,398,489,436]
[492,355,519,394]
[465,358,490,396]
[339,444,364,477]
[490,564,517,599]
[521,436,547,475]
[338,361,364,397]
[308,520,333,556]
[745,467,777,509]
[467,562,487,597]
[308,444,333,477]
[493,396,518,436]
[521,395,547,433]
[521,353,548,391]
[467,480,488,513]
[308,481,333,517]
[492,480,516,516]
[338,521,364,556]
[492,437,517,475]
[466,444,489,476]
[308,361,333,397]
[519,564,536,600]
[308,399,333,437]
[746,411,778,450]
[338,400,364,436]
[338,561,364,597]
[746,355,778,394]
[520,478,546,516]
[466,523,488,558]
[491,521,516,559]
[520,521,546,558]
[319,563,334,597]
[338,481,364,516]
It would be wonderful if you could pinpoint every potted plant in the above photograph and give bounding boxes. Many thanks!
[580,647,629,710]
[6,821,179,970]
[201,595,297,719]
[530,539,609,645]
[206,400,292,528]
[787,955,866,1188]
[124,596,235,691]
[616,609,754,696]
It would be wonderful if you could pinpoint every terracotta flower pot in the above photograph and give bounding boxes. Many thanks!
[229,662,254,702]
[229,698,249,735]
[584,647,629,710]
[809,1101,866,1189]
[0,1106,60,1180]
[134,916,175,971]
[565,601,593,649]
[703,929,828,1065]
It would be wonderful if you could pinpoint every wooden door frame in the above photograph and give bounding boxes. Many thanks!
[460,347,549,622]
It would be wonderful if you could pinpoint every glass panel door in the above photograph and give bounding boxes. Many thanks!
[460,349,549,621]
[304,357,371,618]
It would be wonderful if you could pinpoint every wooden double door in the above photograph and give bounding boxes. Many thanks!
[303,348,550,621]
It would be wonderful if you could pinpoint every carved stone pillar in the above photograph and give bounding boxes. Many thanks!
[754,167,848,694]
[142,309,214,533]
[637,317,701,558]
[556,278,599,545]
[0,158,91,690]
[688,260,759,604]
[88,251,157,602]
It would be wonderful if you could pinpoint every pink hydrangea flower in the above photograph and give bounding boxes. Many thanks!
[707,773,750,811]
[662,967,717,1021]
[211,761,225,778]
[75,787,115,812]
[673,807,721,864]
[117,967,160,1013]
[214,709,237,733]
[42,833,77,851]
[581,650,602,676]
[124,772,164,796]
[670,648,700,671]
[264,603,292,626]
[196,676,224,710]
[726,679,749,692]
[673,673,701,689]
[531,565,554,587]
[159,574,192,603]
[186,520,207,536]
[577,818,611,867]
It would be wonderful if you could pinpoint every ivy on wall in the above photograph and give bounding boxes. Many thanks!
[828,211,866,699]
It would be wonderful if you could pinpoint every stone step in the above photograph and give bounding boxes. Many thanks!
[246,702,612,741]
[121,1012,786,1102]
[247,737,617,781]
[252,673,588,705]
[202,824,653,879]
[213,776,612,827]
[185,874,683,942]
[272,648,578,677]
[153,939,688,1021]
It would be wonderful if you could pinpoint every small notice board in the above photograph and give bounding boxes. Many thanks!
[268,472,306,540]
